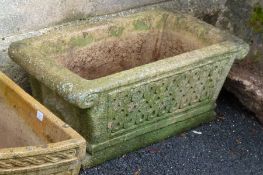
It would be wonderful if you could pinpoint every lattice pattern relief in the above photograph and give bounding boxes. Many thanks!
[107,59,228,134]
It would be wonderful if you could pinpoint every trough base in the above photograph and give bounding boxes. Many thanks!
[29,77,217,169]
[82,109,215,168]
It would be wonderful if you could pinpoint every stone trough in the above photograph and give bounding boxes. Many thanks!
[0,72,86,175]
[8,10,249,167]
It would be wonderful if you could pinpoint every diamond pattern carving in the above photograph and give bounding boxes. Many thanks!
[107,59,228,134]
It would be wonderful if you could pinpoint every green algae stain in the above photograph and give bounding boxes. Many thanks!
[58,11,91,24]
[156,14,169,29]
[251,49,263,62]
[249,3,263,33]
[109,26,124,37]
[69,34,94,47]
[133,19,151,31]
[40,40,66,55]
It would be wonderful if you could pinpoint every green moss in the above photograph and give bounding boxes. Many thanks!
[251,50,263,62]
[37,34,94,55]
[109,26,124,37]
[156,14,169,29]
[40,40,66,55]
[133,18,151,30]
[249,3,263,33]
[58,12,90,24]
[69,34,94,47]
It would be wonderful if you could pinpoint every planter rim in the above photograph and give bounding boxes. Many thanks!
[0,71,86,159]
[8,10,249,109]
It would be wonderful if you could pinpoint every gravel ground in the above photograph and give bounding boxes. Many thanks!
[81,90,263,175]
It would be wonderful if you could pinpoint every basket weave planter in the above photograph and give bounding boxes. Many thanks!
[9,10,249,167]
[0,72,86,174]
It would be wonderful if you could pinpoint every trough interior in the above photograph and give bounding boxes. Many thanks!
[0,94,72,149]
[0,97,47,148]
[56,30,207,80]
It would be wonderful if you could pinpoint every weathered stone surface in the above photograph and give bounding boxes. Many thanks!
[216,0,263,123]
[216,0,263,61]
[0,0,226,88]
[1,0,261,123]
[9,10,248,167]
[0,0,167,37]
[225,66,263,123]
[0,28,55,89]
[0,0,226,37]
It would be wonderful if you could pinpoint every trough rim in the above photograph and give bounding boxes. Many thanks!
[8,10,249,109]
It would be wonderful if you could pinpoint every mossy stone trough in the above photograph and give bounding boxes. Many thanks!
[9,10,249,167]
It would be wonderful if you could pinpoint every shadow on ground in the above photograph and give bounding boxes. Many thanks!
[81,89,263,175]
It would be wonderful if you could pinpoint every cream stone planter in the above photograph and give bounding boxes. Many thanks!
[0,72,86,174]
[9,10,249,167]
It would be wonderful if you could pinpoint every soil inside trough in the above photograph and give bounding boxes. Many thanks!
[0,97,46,148]
[56,31,205,80]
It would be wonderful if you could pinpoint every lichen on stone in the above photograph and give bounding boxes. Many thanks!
[108,26,125,37]
[40,40,66,55]
[133,18,151,30]
[249,3,263,33]
[69,34,94,47]
[156,14,169,29]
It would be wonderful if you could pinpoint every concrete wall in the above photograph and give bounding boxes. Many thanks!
[0,0,226,89]
[0,0,226,37]
[0,0,170,37]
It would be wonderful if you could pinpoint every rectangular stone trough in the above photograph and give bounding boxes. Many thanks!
[8,10,249,167]
[0,72,86,175]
